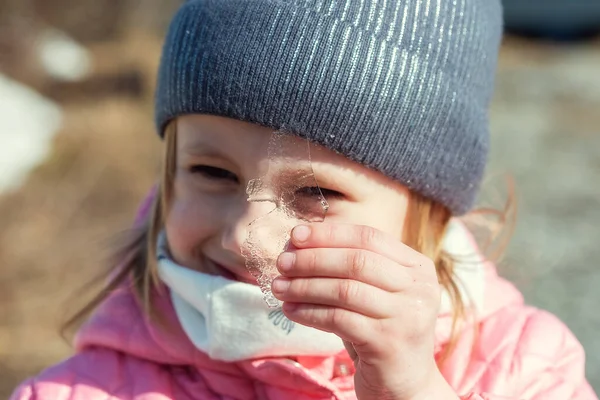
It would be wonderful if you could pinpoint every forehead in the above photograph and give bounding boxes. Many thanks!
[176,114,337,165]
[174,114,398,192]
[176,114,272,156]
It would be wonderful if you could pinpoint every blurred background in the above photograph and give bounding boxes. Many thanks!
[0,0,599,397]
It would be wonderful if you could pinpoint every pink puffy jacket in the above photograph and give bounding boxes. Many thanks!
[10,194,597,400]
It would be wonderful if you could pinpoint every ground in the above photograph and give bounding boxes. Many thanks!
[0,34,599,397]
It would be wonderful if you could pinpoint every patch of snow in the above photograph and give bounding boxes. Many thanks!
[0,74,63,193]
[37,29,92,82]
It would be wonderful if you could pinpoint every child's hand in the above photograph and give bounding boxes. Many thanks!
[272,223,459,400]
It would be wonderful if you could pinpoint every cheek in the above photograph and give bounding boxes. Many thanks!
[164,183,222,265]
[363,188,409,238]
[372,201,408,239]
[330,195,408,239]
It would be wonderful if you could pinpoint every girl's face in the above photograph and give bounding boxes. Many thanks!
[165,114,410,283]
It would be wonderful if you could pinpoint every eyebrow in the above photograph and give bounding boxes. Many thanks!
[180,140,350,190]
[180,140,230,159]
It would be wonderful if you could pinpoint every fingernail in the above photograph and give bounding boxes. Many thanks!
[278,252,295,272]
[272,277,291,293]
[293,225,311,243]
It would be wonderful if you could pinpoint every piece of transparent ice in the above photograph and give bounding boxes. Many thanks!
[241,131,329,307]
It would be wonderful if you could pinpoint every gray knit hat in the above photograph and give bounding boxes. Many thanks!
[155,0,503,215]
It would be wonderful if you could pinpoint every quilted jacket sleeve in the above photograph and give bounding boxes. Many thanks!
[9,380,35,400]
[458,306,597,400]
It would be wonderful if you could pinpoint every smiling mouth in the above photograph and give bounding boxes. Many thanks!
[210,260,257,284]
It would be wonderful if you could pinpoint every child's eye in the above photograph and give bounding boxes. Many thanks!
[190,165,239,183]
[286,186,342,220]
[295,186,343,199]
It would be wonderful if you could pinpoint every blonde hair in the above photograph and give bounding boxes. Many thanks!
[63,120,514,364]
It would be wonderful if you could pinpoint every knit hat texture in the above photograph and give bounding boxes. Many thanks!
[155,0,503,215]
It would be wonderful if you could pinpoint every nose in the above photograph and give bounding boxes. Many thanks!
[221,200,278,254]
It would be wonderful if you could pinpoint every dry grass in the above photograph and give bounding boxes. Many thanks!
[0,35,162,397]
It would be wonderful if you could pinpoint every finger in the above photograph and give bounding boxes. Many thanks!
[281,302,376,348]
[290,223,429,269]
[277,248,411,292]
[271,276,396,319]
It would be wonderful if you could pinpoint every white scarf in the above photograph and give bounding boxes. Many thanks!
[157,234,345,361]
[157,221,484,362]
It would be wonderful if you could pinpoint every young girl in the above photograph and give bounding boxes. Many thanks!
[11,0,596,399]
